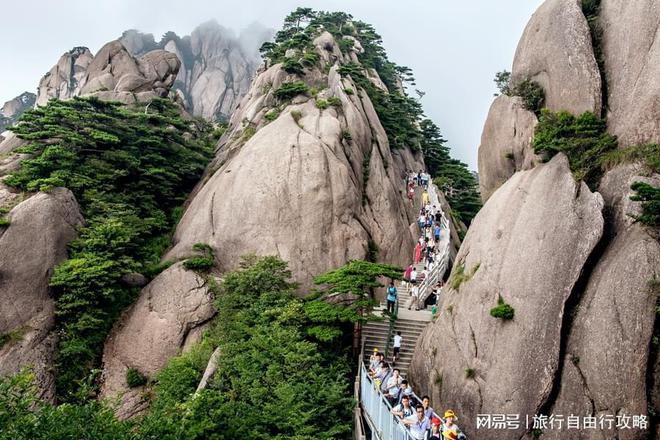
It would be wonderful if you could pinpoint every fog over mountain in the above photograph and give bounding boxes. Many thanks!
[0,0,544,169]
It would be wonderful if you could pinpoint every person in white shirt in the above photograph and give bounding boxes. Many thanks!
[392,331,402,364]
[403,405,430,440]
[391,395,414,419]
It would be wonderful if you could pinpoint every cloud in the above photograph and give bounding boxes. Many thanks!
[0,0,543,170]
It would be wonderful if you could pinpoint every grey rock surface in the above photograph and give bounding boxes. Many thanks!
[36,47,93,106]
[512,0,602,115]
[477,95,538,202]
[544,164,659,440]
[100,262,216,419]
[166,32,423,289]
[600,0,660,146]
[410,154,604,438]
[0,188,83,401]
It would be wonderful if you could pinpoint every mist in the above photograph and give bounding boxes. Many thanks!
[0,0,544,170]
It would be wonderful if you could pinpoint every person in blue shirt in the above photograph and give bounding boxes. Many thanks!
[434,223,441,242]
[386,281,397,314]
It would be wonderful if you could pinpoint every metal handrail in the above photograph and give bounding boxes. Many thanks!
[407,176,451,310]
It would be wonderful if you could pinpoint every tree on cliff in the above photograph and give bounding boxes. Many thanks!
[420,119,481,225]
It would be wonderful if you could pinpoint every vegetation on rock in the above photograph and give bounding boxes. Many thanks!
[313,260,403,323]
[125,368,148,388]
[5,97,214,401]
[421,119,481,225]
[630,182,659,228]
[0,256,356,439]
[490,296,515,320]
[494,70,545,114]
[532,109,617,187]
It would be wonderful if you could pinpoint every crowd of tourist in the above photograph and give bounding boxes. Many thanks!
[363,172,464,439]
[368,348,466,439]
[402,171,447,311]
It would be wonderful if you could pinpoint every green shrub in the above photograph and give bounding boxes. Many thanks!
[448,262,479,290]
[0,217,10,227]
[630,182,659,228]
[125,368,148,388]
[490,296,515,320]
[465,368,475,379]
[0,327,27,349]
[211,124,227,141]
[282,58,304,75]
[493,71,544,114]
[240,125,257,142]
[300,51,320,67]
[344,87,354,95]
[599,143,659,174]
[0,371,134,440]
[182,257,214,271]
[341,130,352,141]
[137,256,355,439]
[264,108,280,122]
[184,243,215,272]
[5,97,214,401]
[532,109,617,186]
[327,96,342,107]
[315,99,329,110]
[338,37,355,53]
[514,79,545,113]
[274,81,309,100]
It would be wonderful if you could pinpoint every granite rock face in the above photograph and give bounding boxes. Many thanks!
[166,31,423,289]
[512,0,602,115]
[35,41,180,107]
[600,0,660,147]
[0,188,83,401]
[36,47,93,106]
[477,95,538,202]
[100,263,216,419]
[0,92,36,132]
[120,21,272,120]
[410,155,604,438]
[543,164,660,440]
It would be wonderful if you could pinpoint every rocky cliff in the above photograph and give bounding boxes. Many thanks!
[120,21,272,120]
[100,24,425,415]
[35,41,180,106]
[0,92,36,132]
[0,40,185,401]
[413,0,659,438]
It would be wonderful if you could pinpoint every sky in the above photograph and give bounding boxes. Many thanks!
[0,0,544,170]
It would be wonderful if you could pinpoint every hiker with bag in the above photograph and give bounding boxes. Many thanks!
[386,281,397,314]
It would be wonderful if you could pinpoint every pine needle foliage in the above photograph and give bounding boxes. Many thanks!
[5,97,214,401]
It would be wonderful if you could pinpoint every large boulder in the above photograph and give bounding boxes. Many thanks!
[409,154,604,438]
[600,0,660,146]
[100,262,216,419]
[512,0,602,115]
[36,47,93,106]
[36,41,180,107]
[477,95,539,202]
[544,163,659,440]
[166,33,423,288]
[0,188,83,401]
[78,41,180,104]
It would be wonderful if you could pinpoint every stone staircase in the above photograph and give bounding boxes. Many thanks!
[363,299,432,377]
